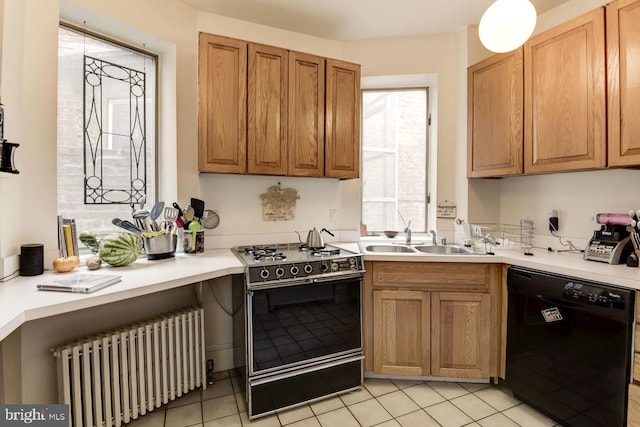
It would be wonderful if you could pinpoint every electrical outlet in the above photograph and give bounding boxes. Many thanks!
[548,210,559,232]
[330,210,338,224]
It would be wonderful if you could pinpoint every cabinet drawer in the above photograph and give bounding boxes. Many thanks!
[629,383,640,426]
[635,352,640,383]
[371,262,490,292]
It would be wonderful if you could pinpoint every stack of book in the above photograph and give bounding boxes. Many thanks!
[57,216,79,257]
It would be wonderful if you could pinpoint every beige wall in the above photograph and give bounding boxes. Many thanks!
[5,286,198,403]
[344,33,459,233]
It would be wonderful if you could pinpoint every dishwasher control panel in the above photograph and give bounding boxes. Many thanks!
[563,281,625,308]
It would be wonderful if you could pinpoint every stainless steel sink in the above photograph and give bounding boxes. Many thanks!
[414,245,476,254]
[364,244,416,253]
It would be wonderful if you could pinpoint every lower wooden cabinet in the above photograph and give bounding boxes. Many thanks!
[373,289,430,376]
[431,292,491,378]
[364,261,500,380]
[630,383,640,426]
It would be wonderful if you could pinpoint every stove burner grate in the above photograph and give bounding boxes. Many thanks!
[310,248,341,257]
[253,253,286,262]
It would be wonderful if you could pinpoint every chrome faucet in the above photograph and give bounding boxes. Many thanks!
[430,229,437,245]
[404,221,412,245]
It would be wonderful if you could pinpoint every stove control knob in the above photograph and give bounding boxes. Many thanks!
[275,267,284,278]
[260,269,270,280]
[304,264,313,274]
[320,263,329,272]
[331,262,339,272]
[290,265,299,276]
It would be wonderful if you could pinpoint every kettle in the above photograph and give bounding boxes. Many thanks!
[305,227,334,249]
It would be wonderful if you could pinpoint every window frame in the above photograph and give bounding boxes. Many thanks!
[360,85,431,234]
[57,22,159,238]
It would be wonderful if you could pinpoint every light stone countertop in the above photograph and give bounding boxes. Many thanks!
[2,244,640,343]
[0,249,244,342]
[356,242,640,291]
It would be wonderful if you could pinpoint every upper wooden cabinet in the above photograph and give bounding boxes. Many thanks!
[467,49,523,178]
[198,34,247,174]
[247,43,288,175]
[198,33,360,178]
[325,59,361,179]
[607,0,640,166]
[288,51,325,177]
[524,8,606,173]
[467,7,622,177]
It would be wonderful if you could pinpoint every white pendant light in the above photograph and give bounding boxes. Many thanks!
[479,0,537,53]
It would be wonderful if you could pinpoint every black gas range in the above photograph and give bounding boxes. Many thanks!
[231,242,365,419]
[232,243,365,289]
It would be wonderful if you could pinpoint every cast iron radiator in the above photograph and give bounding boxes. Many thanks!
[52,307,206,427]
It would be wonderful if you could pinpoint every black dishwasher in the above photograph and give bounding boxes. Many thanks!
[506,266,635,427]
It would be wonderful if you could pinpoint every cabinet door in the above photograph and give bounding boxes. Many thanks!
[247,43,288,175]
[325,59,361,179]
[373,289,430,376]
[288,52,325,177]
[524,8,606,173]
[630,383,640,426]
[198,34,247,173]
[467,49,523,178]
[607,0,640,166]
[431,292,490,379]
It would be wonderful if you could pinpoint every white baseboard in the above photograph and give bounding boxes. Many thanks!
[206,343,243,372]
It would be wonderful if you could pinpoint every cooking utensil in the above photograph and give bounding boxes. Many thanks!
[159,220,177,234]
[141,229,167,237]
[201,209,220,229]
[150,201,165,221]
[190,198,205,219]
[188,220,202,252]
[183,205,195,222]
[173,202,184,217]
[112,218,141,234]
[164,206,179,221]
[132,209,154,231]
[305,227,334,249]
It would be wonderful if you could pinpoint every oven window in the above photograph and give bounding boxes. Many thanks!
[250,279,361,373]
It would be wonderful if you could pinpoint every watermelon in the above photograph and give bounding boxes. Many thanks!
[98,232,143,266]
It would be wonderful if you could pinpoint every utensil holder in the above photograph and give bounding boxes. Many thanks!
[183,230,204,254]
[142,233,177,260]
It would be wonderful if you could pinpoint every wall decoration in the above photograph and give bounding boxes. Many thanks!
[260,183,300,221]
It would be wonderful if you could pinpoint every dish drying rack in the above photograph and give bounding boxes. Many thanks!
[456,219,535,255]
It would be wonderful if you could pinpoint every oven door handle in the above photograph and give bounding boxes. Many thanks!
[247,272,363,290]
[250,355,364,386]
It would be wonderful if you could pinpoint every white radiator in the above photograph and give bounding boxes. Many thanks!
[52,307,206,427]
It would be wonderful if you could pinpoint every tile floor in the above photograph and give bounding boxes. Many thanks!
[127,371,562,427]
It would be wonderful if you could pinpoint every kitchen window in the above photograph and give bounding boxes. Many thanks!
[361,87,429,234]
[57,24,157,239]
